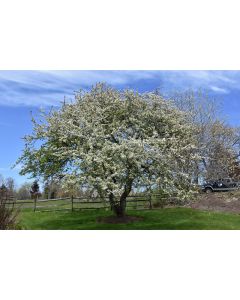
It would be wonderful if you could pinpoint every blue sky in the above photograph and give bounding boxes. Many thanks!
[0,70,240,186]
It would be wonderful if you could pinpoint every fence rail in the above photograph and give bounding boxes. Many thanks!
[3,193,176,212]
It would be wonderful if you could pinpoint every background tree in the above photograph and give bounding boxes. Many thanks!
[30,180,41,199]
[17,84,198,217]
[16,182,32,200]
[0,175,18,229]
[172,89,240,182]
[0,183,8,200]
[5,177,16,197]
[43,179,62,199]
[0,174,4,186]
[203,121,240,179]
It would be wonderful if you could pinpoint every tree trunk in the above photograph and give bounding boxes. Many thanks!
[113,203,126,217]
[109,193,126,217]
[108,180,133,217]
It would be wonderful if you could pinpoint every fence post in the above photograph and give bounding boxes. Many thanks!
[71,195,74,212]
[149,194,152,209]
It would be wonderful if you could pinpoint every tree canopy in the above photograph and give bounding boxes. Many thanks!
[17,84,198,216]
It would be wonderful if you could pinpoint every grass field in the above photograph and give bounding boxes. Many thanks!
[18,207,240,230]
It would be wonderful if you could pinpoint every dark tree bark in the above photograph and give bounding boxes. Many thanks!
[109,179,133,217]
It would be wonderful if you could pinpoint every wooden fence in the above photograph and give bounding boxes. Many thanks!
[4,193,175,212]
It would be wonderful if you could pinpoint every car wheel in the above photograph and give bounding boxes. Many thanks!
[205,188,213,194]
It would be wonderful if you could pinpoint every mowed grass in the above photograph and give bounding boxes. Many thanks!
[18,207,240,230]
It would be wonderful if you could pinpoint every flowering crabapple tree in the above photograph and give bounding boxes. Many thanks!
[17,83,198,217]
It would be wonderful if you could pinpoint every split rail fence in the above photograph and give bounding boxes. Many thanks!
[4,194,176,212]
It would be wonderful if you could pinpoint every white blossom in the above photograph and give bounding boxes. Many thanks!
[17,84,199,212]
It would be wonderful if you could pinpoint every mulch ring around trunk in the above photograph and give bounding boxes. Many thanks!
[189,192,240,213]
[97,215,144,224]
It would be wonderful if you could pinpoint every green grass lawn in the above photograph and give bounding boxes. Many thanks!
[18,207,240,230]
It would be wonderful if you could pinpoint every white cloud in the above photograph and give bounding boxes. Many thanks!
[157,70,240,95]
[210,86,229,94]
[184,71,236,84]
[0,70,158,107]
[0,70,239,107]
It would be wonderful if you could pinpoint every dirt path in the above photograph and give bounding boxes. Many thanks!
[189,191,240,213]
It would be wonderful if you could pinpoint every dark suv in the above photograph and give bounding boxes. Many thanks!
[202,178,239,193]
